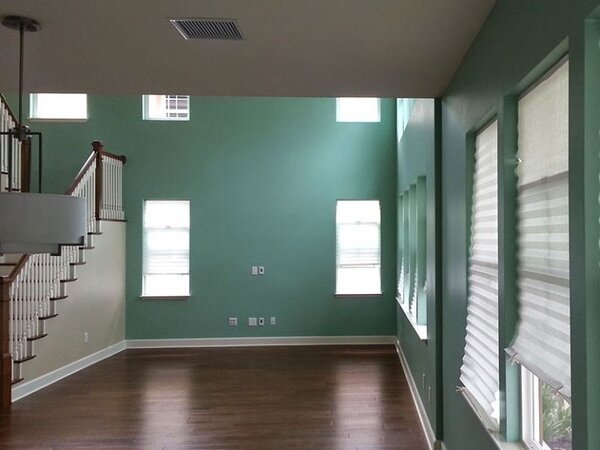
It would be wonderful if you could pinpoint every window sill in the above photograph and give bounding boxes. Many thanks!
[460,389,526,450]
[335,292,383,298]
[396,296,427,340]
[140,295,190,300]
[142,118,190,122]
[29,118,88,123]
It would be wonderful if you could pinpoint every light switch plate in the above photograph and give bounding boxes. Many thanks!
[251,266,258,275]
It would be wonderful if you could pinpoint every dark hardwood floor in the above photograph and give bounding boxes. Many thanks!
[0,345,427,449]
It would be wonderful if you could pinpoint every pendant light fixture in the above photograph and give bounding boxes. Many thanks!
[0,15,86,255]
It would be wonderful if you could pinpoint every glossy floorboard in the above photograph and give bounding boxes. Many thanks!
[0,345,427,450]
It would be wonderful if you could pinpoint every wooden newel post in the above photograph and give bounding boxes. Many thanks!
[0,278,12,409]
[20,138,31,193]
[92,141,104,222]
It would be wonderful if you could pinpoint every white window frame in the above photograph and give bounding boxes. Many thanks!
[396,177,427,340]
[522,368,546,450]
[515,58,571,450]
[141,200,190,298]
[336,98,381,122]
[459,120,501,428]
[335,200,382,296]
[142,94,190,121]
[521,367,574,450]
[29,93,88,121]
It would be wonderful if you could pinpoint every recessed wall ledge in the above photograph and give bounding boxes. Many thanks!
[396,296,427,340]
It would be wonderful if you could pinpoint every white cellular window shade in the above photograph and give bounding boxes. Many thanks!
[400,191,411,304]
[411,177,427,324]
[397,194,405,300]
[30,93,87,120]
[460,120,500,429]
[143,95,190,120]
[507,60,571,399]
[336,200,381,295]
[143,200,190,297]
[397,178,427,338]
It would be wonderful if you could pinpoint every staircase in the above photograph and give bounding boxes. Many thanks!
[0,94,126,408]
[0,94,24,193]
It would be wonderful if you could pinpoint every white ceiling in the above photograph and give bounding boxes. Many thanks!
[0,0,495,98]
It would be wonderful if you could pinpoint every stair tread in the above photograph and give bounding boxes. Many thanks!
[14,355,36,364]
[39,313,58,320]
[61,278,78,283]
[79,246,94,250]
[27,333,48,342]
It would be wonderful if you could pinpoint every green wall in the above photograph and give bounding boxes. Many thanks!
[19,96,398,339]
[395,98,442,436]
[441,1,600,449]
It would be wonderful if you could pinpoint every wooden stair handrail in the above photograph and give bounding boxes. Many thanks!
[6,255,30,283]
[0,254,31,409]
[65,142,126,195]
[65,151,97,195]
[102,149,127,164]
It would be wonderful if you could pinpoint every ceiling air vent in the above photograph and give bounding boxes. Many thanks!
[170,18,245,40]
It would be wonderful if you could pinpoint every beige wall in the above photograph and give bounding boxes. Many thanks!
[19,221,126,381]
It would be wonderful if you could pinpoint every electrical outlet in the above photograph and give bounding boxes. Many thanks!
[258,317,265,326]
[258,266,265,275]
[228,317,238,326]
[270,316,276,325]
[248,317,258,326]
[251,266,258,275]
[84,332,89,343]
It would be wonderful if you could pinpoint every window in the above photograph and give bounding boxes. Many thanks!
[396,177,427,338]
[336,98,381,122]
[335,200,381,295]
[30,93,87,120]
[143,95,190,121]
[397,194,406,301]
[505,59,570,447]
[522,368,572,450]
[142,200,190,297]
[460,120,500,429]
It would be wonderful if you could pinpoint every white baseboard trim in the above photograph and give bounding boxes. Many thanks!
[394,338,444,450]
[12,340,126,402]
[126,335,396,349]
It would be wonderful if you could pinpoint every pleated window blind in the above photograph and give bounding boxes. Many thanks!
[143,200,190,297]
[408,184,417,315]
[397,194,405,301]
[336,200,381,295]
[401,191,411,304]
[460,120,500,428]
[507,60,571,399]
